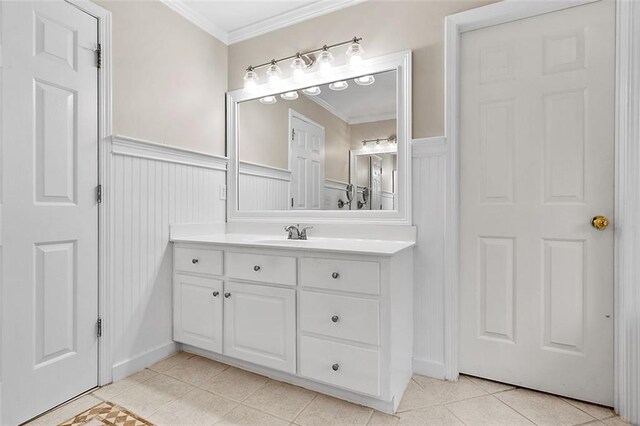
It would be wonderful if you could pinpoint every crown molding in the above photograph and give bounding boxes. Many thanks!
[303,93,351,123]
[159,0,366,45]
[159,0,229,44]
[227,0,367,44]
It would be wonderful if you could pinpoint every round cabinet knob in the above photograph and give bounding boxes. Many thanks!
[332,363,340,371]
[224,292,231,298]
[331,272,339,279]
[591,215,610,230]
[212,291,219,297]
[192,258,199,264]
[331,315,339,323]
[254,265,261,272]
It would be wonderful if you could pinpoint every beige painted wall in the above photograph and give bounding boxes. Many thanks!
[239,95,351,182]
[228,0,494,139]
[96,0,228,155]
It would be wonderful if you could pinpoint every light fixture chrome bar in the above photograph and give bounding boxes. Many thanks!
[246,36,363,72]
[362,136,397,145]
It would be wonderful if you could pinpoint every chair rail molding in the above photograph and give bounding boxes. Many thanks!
[444,1,638,422]
[107,135,227,381]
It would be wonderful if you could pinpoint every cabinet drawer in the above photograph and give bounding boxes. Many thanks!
[226,252,296,286]
[300,258,380,295]
[300,335,380,396]
[174,246,223,276]
[300,291,379,345]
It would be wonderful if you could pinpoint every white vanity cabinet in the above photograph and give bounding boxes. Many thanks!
[171,239,414,414]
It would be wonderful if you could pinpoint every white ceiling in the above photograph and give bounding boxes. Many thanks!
[307,70,397,124]
[160,0,365,44]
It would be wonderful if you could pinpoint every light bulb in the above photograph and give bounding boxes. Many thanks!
[346,39,364,67]
[259,96,277,104]
[280,91,299,101]
[243,68,259,91]
[302,87,321,96]
[291,55,306,80]
[329,81,348,91]
[318,48,334,75]
[354,75,375,86]
[266,61,282,84]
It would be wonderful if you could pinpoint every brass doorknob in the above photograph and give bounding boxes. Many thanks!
[591,215,610,230]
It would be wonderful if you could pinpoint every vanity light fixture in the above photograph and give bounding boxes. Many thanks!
[280,91,299,100]
[242,37,363,90]
[361,135,397,148]
[329,81,348,91]
[354,75,375,86]
[290,54,306,79]
[259,96,277,104]
[302,86,321,96]
[318,46,335,74]
[243,67,259,92]
[346,38,364,68]
[266,60,282,84]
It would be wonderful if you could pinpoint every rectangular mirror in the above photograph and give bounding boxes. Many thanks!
[227,51,411,224]
[238,69,397,211]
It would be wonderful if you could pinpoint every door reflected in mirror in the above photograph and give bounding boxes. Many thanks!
[237,69,397,211]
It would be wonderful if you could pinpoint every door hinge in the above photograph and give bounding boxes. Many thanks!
[95,43,102,69]
[96,184,102,203]
[97,318,102,338]
[291,128,295,141]
[291,197,294,207]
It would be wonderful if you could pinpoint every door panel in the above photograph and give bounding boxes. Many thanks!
[2,1,99,423]
[174,275,223,353]
[290,113,325,210]
[223,281,296,373]
[459,1,614,405]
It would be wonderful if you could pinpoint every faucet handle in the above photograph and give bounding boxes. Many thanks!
[300,226,313,240]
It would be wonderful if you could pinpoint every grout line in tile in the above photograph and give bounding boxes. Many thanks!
[443,402,469,425]
[290,392,319,424]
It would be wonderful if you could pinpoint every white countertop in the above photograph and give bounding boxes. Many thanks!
[170,233,416,256]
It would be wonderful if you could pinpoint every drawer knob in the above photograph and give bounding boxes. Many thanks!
[332,363,340,371]
[331,315,339,323]
[192,258,199,264]
[212,291,219,297]
[224,292,231,298]
[331,272,339,279]
[254,265,261,272]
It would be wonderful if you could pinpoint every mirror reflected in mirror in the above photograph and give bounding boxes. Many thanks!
[237,69,397,211]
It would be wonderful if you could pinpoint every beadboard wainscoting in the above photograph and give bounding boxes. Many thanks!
[411,136,448,379]
[239,161,290,211]
[324,179,349,210]
[109,136,227,380]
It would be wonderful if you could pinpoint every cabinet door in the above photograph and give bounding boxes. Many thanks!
[223,282,296,373]
[174,274,223,353]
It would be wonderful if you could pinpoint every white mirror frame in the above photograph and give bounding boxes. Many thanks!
[226,50,412,225]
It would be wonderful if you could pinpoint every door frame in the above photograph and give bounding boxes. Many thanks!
[443,0,640,420]
[287,108,325,210]
[64,0,113,387]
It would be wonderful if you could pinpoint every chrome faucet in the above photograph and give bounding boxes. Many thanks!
[284,224,313,240]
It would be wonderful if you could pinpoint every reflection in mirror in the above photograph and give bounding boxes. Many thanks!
[238,69,397,211]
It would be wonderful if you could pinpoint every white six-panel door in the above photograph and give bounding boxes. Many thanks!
[289,112,325,210]
[1,1,99,423]
[459,1,615,405]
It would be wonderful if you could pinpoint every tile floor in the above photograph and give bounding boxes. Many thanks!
[29,352,629,426]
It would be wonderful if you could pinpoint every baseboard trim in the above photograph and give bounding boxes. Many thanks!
[412,358,446,380]
[111,342,179,382]
[181,344,396,414]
